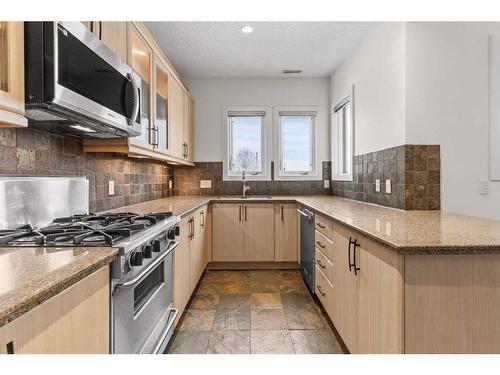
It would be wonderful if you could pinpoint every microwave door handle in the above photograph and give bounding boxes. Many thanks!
[127,73,140,127]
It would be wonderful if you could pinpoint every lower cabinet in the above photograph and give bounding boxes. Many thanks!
[212,203,277,262]
[275,203,298,262]
[316,214,404,354]
[173,205,210,326]
[0,267,110,354]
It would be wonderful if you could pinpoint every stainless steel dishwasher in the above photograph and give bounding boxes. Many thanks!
[297,206,315,293]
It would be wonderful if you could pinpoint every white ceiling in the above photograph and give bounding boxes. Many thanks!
[144,22,372,78]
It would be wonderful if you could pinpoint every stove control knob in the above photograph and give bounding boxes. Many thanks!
[152,239,162,252]
[129,250,143,267]
[167,228,176,240]
[143,245,153,259]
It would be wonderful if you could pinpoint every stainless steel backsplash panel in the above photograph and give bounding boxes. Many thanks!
[0,176,89,230]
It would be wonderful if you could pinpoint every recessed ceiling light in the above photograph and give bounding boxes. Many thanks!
[241,26,253,34]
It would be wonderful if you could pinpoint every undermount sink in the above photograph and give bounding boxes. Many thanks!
[216,196,273,200]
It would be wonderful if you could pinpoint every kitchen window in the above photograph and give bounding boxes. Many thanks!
[332,94,353,181]
[223,106,271,180]
[274,107,318,180]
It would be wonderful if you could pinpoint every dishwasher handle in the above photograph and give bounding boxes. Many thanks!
[297,208,314,220]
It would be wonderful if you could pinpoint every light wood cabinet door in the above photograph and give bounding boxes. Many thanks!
[331,223,359,353]
[242,204,275,262]
[274,203,298,262]
[153,56,169,152]
[0,21,27,127]
[183,93,194,161]
[0,267,109,354]
[190,206,208,291]
[173,215,191,325]
[128,23,153,146]
[168,76,185,159]
[356,237,404,354]
[212,203,244,262]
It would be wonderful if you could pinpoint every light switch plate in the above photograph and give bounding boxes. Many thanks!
[323,180,330,188]
[385,179,392,194]
[375,179,381,192]
[200,180,212,189]
[108,180,115,196]
[479,179,490,195]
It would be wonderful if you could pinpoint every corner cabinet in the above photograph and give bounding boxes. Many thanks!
[0,22,28,128]
[83,22,194,166]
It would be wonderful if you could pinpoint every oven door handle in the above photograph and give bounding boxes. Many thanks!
[153,307,179,354]
[115,241,179,288]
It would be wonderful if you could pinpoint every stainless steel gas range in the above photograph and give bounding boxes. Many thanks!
[0,176,180,354]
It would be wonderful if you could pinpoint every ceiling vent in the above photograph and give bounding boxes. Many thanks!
[282,69,302,77]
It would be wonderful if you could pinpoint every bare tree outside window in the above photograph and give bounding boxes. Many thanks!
[233,148,260,171]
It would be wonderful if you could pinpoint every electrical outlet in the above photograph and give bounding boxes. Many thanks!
[200,180,212,189]
[385,179,392,194]
[479,179,490,195]
[375,179,381,192]
[168,180,172,189]
[323,180,330,188]
[108,180,114,196]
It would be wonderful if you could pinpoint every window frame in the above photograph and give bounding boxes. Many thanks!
[222,106,272,181]
[273,106,320,181]
[332,89,354,181]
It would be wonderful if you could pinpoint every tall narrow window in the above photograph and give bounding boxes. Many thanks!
[223,107,271,180]
[278,112,316,177]
[332,95,353,181]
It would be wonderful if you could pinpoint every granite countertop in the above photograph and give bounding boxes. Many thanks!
[111,195,500,255]
[0,247,117,328]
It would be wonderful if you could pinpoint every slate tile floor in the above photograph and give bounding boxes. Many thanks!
[167,270,345,354]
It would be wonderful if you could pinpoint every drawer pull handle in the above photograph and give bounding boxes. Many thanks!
[348,237,361,275]
[316,241,325,248]
[317,285,326,297]
[6,341,14,354]
[317,259,326,269]
[316,222,326,228]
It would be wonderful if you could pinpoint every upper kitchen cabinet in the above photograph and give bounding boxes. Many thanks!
[0,22,28,128]
[83,22,194,166]
[81,21,127,62]
[183,92,195,162]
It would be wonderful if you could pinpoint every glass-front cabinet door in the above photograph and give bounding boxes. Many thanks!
[154,57,169,152]
[128,24,152,145]
[0,21,27,127]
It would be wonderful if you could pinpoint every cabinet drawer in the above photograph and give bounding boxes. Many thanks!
[315,247,334,283]
[315,229,334,261]
[315,213,334,239]
[315,264,334,317]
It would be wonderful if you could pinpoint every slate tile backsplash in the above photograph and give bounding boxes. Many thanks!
[332,144,440,210]
[0,128,174,212]
[174,161,332,196]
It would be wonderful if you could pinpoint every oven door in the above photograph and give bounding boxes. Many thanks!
[112,242,178,354]
[53,22,142,136]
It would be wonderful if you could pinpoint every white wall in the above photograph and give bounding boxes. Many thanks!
[330,22,407,156]
[187,77,331,162]
[406,22,500,219]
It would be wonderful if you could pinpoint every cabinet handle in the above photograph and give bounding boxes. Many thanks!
[99,21,102,40]
[316,241,325,249]
[239,205,242,221]
[6,341,14,354]
[90,21,94,33]
[348,237,360,275]
[316,259,326,269]
[244,205,247,221]
[186,144,189,158]
[317,285,326,297]
[316,222,325,228]
[153,126,159,149]
[192,217,195,239]
[200,210,204,228]
[280,205,284,221]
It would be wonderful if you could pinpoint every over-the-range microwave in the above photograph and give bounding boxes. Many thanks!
[24,22,142,138]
